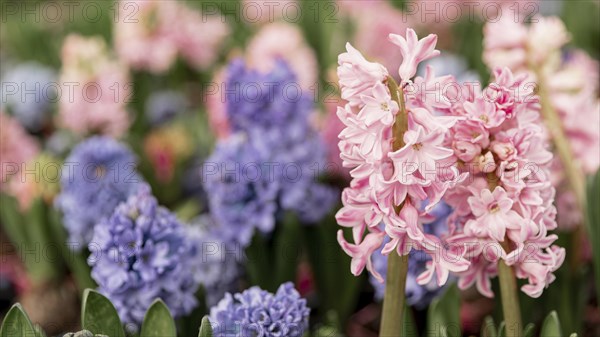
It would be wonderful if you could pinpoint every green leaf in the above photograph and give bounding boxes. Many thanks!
[541,311,562,337]
[497,321,506,337]
[33,325,46,337]
[481,316,497,337]
[274,213,302,287]
[198,316,213,337]
[427,285,461,337]
[586,169,600,296]
[140,300,176,337]
[569,334,578,337]
[522,323,535,337]
[81,289,125,337]
[0,304,37,337]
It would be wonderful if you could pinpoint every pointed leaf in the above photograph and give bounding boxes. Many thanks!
[481,316,497,337]
[199,316,213,337]
[33,325,46,337]
[522,323,535,337]
[81,289,125,337]
[0,304,37,337]
[427,285,461,337]
[140,300,176,337]
[497,321,506,337]
[541,311,562,337]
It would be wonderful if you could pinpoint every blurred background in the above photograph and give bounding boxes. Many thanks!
[0,0,599,336]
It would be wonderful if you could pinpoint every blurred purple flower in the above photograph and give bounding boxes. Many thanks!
[204,60,338,246]
[89,184,199,327]
[203,134,279,247]
[186,215,242,307]
[1,62,56,132]
[209,282,310,337]
[55,136,142,247]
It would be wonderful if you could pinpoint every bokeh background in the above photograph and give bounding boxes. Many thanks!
[1,0,599,336]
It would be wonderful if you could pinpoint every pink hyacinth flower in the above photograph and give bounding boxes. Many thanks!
[389,29,440,82]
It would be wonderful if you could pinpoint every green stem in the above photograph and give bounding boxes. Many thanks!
[380,253,409,336]
[534,67,586,212]
[498,258,522,337]
[379,76,410,336]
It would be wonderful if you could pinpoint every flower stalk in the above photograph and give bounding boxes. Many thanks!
[498,244,523,337]
[380,76,410,336]
[534,68,586,211]
[488,172,522,336]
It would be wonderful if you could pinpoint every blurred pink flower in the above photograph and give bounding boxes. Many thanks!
[114,0,179,73]
[247,22,318,89]
[351,1,413,75]
[319,97,351,180]
[174,6,230,71]
[0,112,39,191]
[484,17,600,231]
[58,34,131,137]
[114,0,229,73]
[241,0,299,25]
[205,67,230,139]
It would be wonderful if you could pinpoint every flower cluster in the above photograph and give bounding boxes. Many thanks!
[89,184,198,326]
[370,202,454,308]
[209,282,310,337]
[58,35,131,137]
[441,67,565,298]
[484,15,600,230]
[1,62,56,132]
[336,28,563,298]
[55,136,142,246]
[204,60,338,246]
[335,29,468,285]
[114,0,229,73]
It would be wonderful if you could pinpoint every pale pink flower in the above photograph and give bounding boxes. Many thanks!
[389,28,440,81]
[337,43,389,107]
[389,126,453,180]
[527,17,570,66]
[335,30,470,287]
[484,16,599,233]
[246,22,317,89]
[337,230,385,280]
[463,97,505,128]
[465,187,523,242]
[441,68,563,298]
[174,7,230,71]
[358,82,397,127]
[351,1,413,74]
[58,34,131,137]
[483,15,528,72]
[0,112,39,190]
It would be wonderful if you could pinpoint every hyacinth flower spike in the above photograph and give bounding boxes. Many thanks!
[336,27,563,337]
[336,28,469,336]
